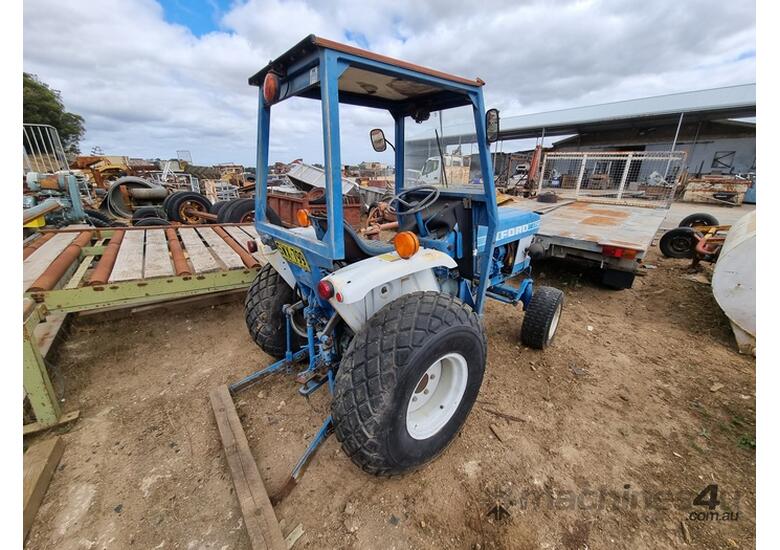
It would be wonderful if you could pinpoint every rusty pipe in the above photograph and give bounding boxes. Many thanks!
[212,226,260,268]
[182,207,218,222]
[166,228,191,276]
[128,187,168,200]
[23,198,62,225]
[28,231,93,292]
[23,232,55,259]
[87,230,125,285]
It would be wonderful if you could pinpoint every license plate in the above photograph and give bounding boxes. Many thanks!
[276,242,310,271]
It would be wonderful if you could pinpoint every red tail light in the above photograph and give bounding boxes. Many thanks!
[317,280,334,300]
[602,245,638,260]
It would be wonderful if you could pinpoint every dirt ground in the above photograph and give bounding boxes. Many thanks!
[25,243,755,549]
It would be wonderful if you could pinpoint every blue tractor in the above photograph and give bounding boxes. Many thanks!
[237,35,564,483]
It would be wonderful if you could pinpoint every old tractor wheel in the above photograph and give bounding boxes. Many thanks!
[218,198,255,224]
[520,286,564,349]
[132,206,167,221]
[332,292,486,476]
[209,200,231,216]
[133,217,171,227]
[166,191,212,224]
[244,264,304,359]
[660,227,698,258]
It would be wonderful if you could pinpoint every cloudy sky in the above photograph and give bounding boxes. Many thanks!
[23,0,755,167]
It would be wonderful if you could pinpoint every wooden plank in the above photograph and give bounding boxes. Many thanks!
[143,230,174,278]
[210,386,286,550]
[241,224,260,239]
[23,410,80,436]
[225,226,265,264]
[34,311,68,358]
[197,227,245,269]
[23,233,79,291]
[225,226,254,252]
[24,436,65,541]
[285,524,304,549]
[109,230,144,282]
[179,228,220,273]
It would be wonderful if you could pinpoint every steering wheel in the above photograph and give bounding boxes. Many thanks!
[386,185,441,215]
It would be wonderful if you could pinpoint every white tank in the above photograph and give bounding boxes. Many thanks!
[712,211,756,354]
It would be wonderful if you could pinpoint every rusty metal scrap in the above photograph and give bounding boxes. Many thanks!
[166,228,191,276]
[87,230,125,285]
[212,226,260,268]
[23,233,55,260]
[29,231,93,292]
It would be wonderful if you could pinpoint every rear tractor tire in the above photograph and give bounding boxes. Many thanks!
[520,286,564,349]
[244,264,304,359]
[332,292,486,476]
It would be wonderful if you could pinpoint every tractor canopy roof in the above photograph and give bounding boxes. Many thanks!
[248,34,485,113]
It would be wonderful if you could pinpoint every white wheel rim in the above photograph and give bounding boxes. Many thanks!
[547,302,562,342]
[406,353,468,440]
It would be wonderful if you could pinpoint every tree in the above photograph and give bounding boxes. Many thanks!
[23,73,85,155]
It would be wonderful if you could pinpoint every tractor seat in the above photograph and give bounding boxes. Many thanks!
[309,213,394,263]
[343,222,394,262]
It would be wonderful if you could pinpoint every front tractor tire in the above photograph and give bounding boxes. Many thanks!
[244,264,302,359]
[332,292,486,476]
[520,286,564,349]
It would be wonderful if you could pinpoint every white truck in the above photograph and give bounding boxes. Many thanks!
[407,154,471,186]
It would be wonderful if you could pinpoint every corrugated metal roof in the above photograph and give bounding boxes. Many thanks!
[499,84,755,138]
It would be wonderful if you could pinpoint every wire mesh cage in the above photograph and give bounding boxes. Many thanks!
[538,151,687,207]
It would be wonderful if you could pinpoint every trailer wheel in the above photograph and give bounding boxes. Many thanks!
[679,213,719,228]
[601,268,635,290]
[520,286,564,349]
[244,264,303,358]
[166,191,211,224]
[332,292,486,476]
[659,227,698,258]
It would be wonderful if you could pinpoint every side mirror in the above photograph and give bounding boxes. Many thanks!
[486,108,500,143]
[370,128,387,152]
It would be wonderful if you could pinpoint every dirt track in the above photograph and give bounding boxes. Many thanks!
[25,245,755,550]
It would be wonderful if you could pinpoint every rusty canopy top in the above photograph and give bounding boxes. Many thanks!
[248,34,484,101]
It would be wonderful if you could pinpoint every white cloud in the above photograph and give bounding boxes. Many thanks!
[23,0,755,166]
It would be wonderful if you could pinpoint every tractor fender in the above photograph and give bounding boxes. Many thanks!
[255,226,317,289]
[323,248,457,333]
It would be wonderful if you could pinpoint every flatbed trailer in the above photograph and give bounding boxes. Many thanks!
[519,150,687,289]
[518,198,668,288]
[22,223,265,434]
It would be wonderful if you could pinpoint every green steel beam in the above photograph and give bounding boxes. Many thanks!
[81,245,106,256]
[23,306,61,427]
[26,268,260,314]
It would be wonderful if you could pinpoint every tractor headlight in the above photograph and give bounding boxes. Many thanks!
[263,72,280,104]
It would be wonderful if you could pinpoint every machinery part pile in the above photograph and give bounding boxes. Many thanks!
[105,176,165,219]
